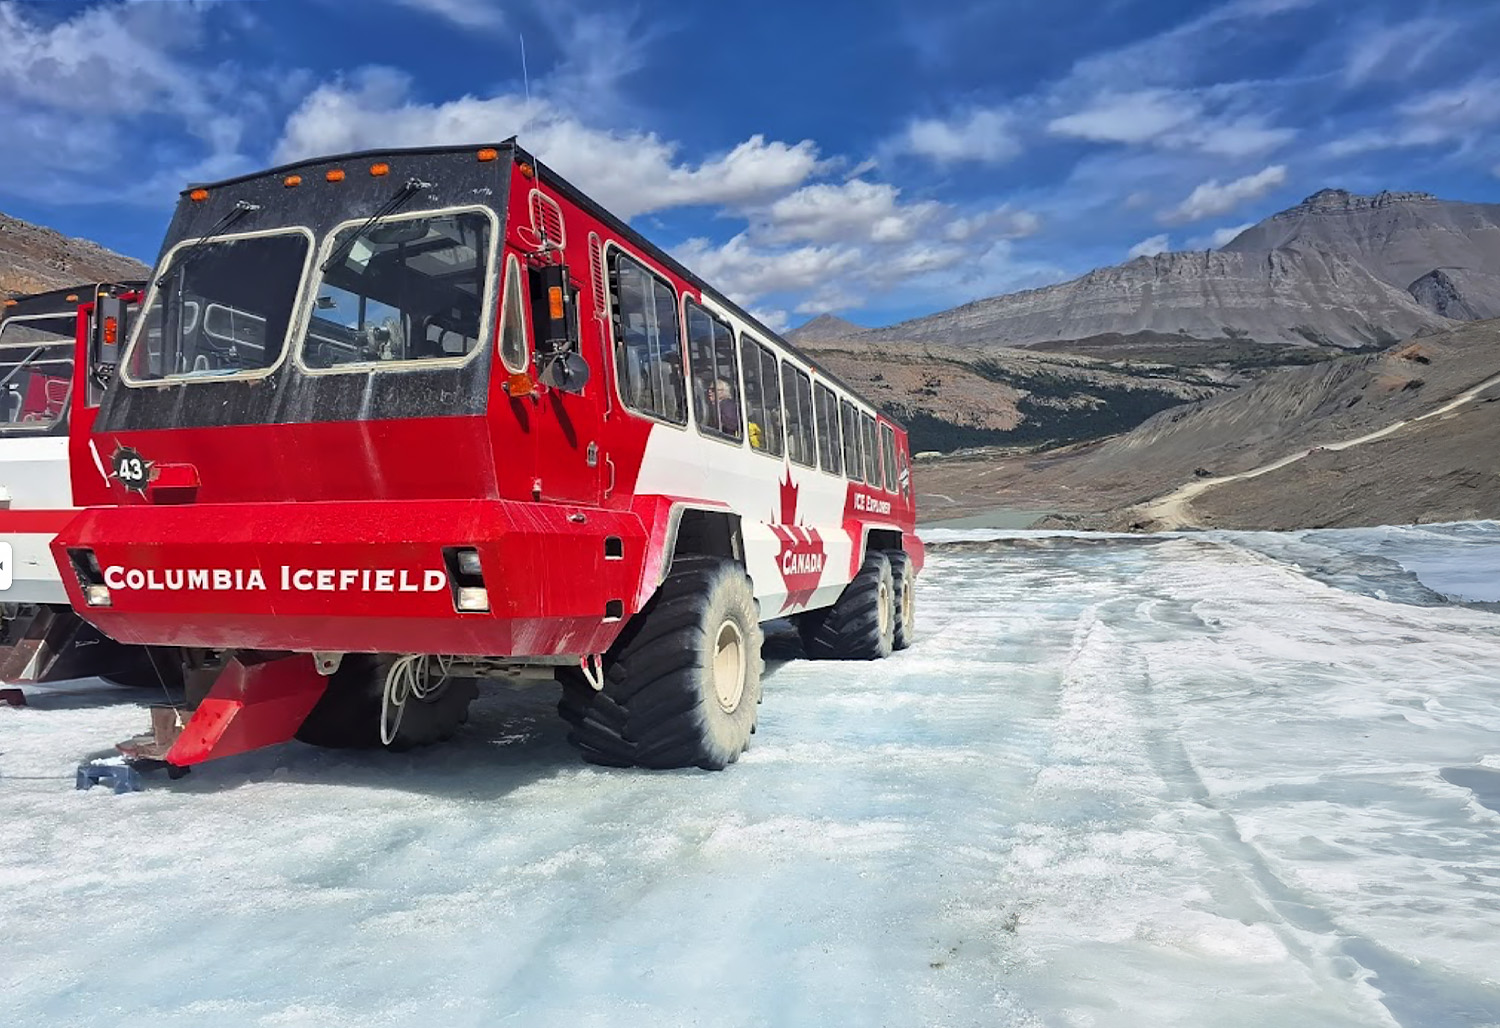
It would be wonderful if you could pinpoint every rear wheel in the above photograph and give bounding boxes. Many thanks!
[887,550,916,651]
[797,551,895,660]
[558,556,762,770]
[295,653,478,751]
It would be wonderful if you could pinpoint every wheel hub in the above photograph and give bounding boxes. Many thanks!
[712,618,747,713]
[878,580,892,638]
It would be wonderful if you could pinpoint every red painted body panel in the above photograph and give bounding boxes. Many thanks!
[53,498,647,655]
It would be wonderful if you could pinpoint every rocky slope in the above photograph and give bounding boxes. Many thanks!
[0,210,148,298]
[915,318,1500,528]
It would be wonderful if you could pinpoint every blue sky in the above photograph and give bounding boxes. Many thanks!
[3,0,1499,329]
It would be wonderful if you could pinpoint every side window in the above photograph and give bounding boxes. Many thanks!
[742,337,784,456]
[896,434,911,498]
[814,382,842,476]
[686,301,741,441]
[880,424,899,495]
[840,399,862,481]
[610,252,685,424]
[497,254,528,372]
[861,412,881,487]
[782,362,815,467]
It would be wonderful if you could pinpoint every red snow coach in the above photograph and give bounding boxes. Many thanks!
[52,141,922,772]
[0,282,174,686]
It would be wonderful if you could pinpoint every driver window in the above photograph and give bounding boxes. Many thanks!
[302,210,493,369]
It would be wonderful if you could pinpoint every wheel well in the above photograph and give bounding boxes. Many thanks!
[865,528,903,559]
[668,508,743,572]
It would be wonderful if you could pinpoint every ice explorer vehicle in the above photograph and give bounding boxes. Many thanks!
[53,142,922,770]
[0,283,167,685]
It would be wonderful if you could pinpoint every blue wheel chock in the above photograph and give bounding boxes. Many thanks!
[76,763,145,794]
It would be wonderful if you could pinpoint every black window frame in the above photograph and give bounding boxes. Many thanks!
[814,381,842,476]
[880,423,899,495]
[861,412,881,488]
[840,398,863,482]
[741,334,784,458]
[684,297,742,444]
[781,361,815,469]
[608,248,687,427]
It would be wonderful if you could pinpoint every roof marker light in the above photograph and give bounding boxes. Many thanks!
[370,162,390,177]
[518,162,535,179]
[65,294,79,303]
[326,169,346,183]
[189,189,209,202]
[477,148,499,162]
[284,174,302,188]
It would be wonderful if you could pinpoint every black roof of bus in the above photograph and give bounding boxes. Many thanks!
[2,282,143,320]
[183,140,904,431]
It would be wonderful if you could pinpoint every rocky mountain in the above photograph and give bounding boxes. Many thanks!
[817,189,1500,361]
[787,313,864,342]
[0,210,148,298]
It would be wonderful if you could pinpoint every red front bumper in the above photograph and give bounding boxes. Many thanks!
[52,499,647,657]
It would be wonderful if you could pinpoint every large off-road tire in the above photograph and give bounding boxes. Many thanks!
[558,556,763,770]
[797,551,895,660]
[886,550,916,651]
[295,654,478,751]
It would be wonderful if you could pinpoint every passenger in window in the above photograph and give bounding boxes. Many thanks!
[709,377,741,435]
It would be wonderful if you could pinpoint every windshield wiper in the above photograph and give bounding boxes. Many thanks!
[156,199,263,287]
[320,177,433,273]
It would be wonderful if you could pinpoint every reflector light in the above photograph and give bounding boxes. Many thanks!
[477,148,499,162]
[455,549,483,577]
[505,372,536,397]
[326,169,346,183]
[370,162,390,177]
[84,585,112,608]
[103,316,118,345]
[65,294,78,303]
[548,286,565,320]
[456,587,490,612]
[284,174,303,188]
[189,189,209,202]
[518,162,535,179]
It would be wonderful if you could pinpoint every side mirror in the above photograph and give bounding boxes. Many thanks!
[530,263,587,393]
[539,351,591,392]
[89,294,128,404]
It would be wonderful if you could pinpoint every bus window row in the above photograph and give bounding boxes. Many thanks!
[608,246,907,496]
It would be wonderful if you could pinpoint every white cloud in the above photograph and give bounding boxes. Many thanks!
[900,108,1019,164]
[274,68,824,219]
[1048,90,1201,145]
[1161,164,1287,224]
[1128,234,1170,259]
[757,179,945,245]
[1323,76,1500,156]
[385,0,506,30]
[1208,222,1254,248]
[673,234,866,306]
[1343,17,1458,86]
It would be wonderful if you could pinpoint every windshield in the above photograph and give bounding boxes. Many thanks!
[125,230,310,382]
[0,313,74,430]
[301,210,494,369]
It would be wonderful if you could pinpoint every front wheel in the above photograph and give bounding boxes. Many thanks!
[558,556,763,770]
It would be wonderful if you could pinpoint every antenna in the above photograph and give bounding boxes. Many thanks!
[520,34,530,102]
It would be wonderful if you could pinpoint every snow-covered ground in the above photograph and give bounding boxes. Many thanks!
[4,524,1500,1027]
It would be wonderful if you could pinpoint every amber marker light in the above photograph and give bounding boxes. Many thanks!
[518,162,535,179]
[326,169,346,183]
[370,162,390,177]
[65,294,79,303]
[3,299,16,308]
[284,174,303,188]
[477,148,499,162]
[505,372,537,397]
[103,316,118,345]
[189,189,209,202]
[548,286,565,320]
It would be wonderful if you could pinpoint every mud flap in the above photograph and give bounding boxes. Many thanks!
[0,606,165,685]
[165,653,329,767]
